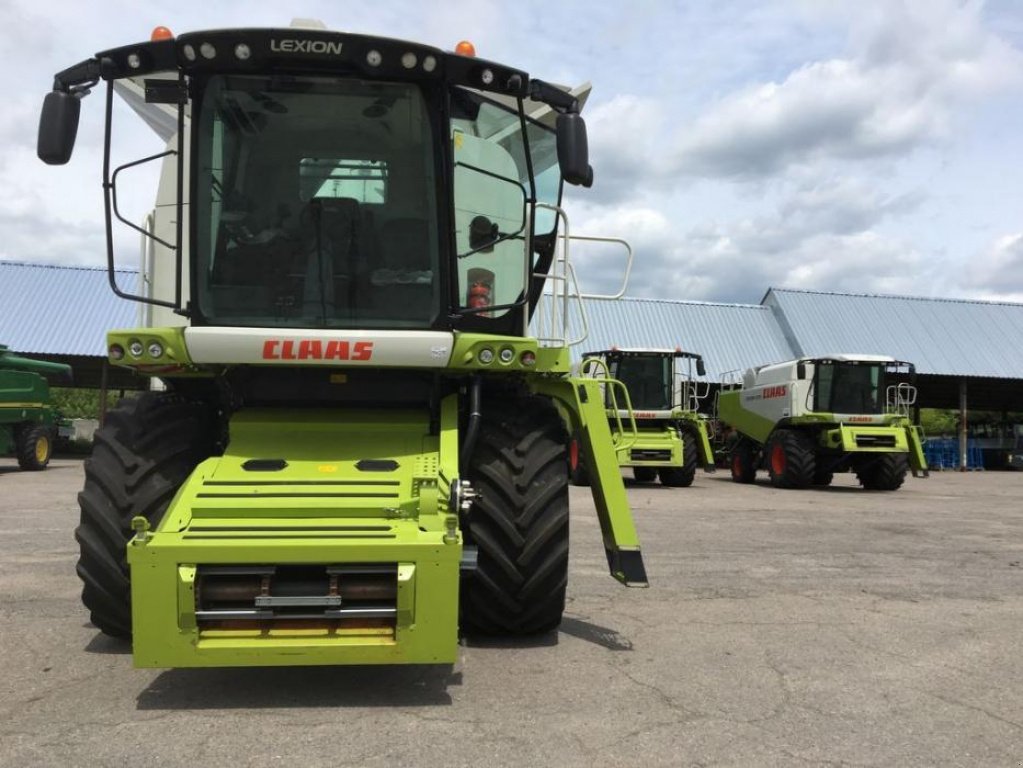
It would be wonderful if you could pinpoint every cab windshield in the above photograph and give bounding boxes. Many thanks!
[611,355,672,410]
[193,74,441,328]
[814,362,883,414]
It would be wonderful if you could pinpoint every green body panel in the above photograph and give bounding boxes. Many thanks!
[531,376,647,587]
[616,425,682,467]
[0,347,67,456]
[686,414,717,467]
[128,362,648,666]
[820,423,910,453]
[906,425,928,473]
[129,403,462,667]
[717,389,775,445]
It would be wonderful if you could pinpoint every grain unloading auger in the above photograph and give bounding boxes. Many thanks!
[38,22,647,668]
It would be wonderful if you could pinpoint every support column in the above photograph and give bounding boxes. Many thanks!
[958,378,968,471]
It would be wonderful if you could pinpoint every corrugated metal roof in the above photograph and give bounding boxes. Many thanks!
[555,296,796,379]
[0,261,139,357]
[764,288,1023,379]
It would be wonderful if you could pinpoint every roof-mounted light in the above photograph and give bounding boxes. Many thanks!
[423,55,437,72]
[366,49,382,67]
[401,52,417,69]
[454,40,476,57]
[151,26,174,42]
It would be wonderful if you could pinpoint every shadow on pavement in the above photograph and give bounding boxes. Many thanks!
[558,616,633,651]
[137,664,460,710]
[84,631,132,655]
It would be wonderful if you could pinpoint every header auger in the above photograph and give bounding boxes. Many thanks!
[38,22,646,668]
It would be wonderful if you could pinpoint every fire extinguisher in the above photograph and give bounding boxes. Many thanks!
[466,267,495,317]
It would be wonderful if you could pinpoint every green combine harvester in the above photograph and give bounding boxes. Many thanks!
[38,22,647,668]
[571,348,715,487]
[718,354,928,490]
[0,344,71,471]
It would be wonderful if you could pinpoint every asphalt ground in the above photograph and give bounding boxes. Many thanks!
[0,458,1020,767]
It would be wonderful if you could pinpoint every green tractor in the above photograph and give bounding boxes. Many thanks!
[571,348,715,487]
[0,344,72,471]
[717,354,928,490]
[38,22,647,668]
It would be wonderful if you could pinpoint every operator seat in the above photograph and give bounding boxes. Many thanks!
[298,197,361,319]
[371,217,433,321]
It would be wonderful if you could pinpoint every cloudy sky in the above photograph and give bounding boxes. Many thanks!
[3,0,1022,304]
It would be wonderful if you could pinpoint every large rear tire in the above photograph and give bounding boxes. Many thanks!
[765,429,815,489]
[462,397,569,636]
[15,424,53,471]
[856,453,908,491]
[76,393,215,637]
[730,440,757,484]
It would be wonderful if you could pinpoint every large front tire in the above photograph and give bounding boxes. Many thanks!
[633,466,657,483]
[660,429,698,487]
[856,453,908,491]
[461,397,569,636]
[765,429,815,489]
[76,393,215,637]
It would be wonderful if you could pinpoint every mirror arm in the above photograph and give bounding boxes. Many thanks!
[53,57,104,95]
[528,79,580,115]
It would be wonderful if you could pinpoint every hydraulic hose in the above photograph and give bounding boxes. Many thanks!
[459,375,482,477]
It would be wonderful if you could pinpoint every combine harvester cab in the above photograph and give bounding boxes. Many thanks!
[38,22,647,668]
[717,354,928,491]
[571,348,716,487]
[0,344,72,471]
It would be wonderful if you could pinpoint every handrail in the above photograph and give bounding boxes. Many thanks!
[886,382,917,417]
[580,357,639,451]
[557,234,634,299]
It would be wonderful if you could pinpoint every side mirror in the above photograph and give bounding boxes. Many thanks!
[469,215,499,252]
[38,91,81,165]
[696,357,706,377]
[796,361,807,380]
[556,112,593,188]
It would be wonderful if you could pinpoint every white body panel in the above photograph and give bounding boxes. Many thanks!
[737,354,900,422]
[184,328,455,367]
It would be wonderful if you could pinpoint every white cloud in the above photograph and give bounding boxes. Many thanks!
[673,0,1023,179]
[964,233,1023,301]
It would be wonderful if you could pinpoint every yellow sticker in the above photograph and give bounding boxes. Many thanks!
[317,465,338,473]
[329,373,348,384]
[453,131,464,149]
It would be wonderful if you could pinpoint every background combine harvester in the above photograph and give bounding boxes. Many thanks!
[0,344,72,470]
[571,348,715,487]
[718,354,928,490]
[37,21,648,668]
